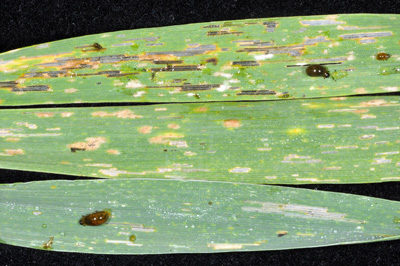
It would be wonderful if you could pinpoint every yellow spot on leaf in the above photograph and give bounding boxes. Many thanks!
[92,110,143,119]
[288,128,305,135]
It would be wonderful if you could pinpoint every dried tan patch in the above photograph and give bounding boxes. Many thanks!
[61,112,74,117]
[64,88,78,93]
[139,126,152,134]
[355,88,367,94]
[68,137,106,151]
[351,109,369,114]
[360,99,388,107]
[330,97,347,101]
[92,109,143,119]
[35,112,54,118]
[167,123,180,129]
[62,59,94,69]
[193,107,208,112]
[107,149,121,155]
[223,119,241,128]
[2,149,24,156]
[149,133,184,144]
[5,138,21,142]
[126,80,144,88]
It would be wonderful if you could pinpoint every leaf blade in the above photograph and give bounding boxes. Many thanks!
[0,96,398,184]
[0,14,399,106]
[1,179,400,254]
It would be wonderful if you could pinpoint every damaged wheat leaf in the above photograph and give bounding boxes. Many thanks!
[0,14,399,106]
[0,96,398,184]
[1,179,400,254]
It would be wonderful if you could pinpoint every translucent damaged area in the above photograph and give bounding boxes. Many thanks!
[1,179,400,254]
[0,14,399,106]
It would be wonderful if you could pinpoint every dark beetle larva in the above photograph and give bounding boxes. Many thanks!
[305,64,330,78]
[376,52,391,60]
[79,210,111,226]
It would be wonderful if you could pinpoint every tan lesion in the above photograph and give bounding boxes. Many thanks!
[91,110,143,119]
[68,137,106,152]
[0,149,24,156]
[149,133,184,144]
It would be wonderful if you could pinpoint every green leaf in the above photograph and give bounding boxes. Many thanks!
[0,14,399,106]
[1,179,400,254]
[0,96,398,184]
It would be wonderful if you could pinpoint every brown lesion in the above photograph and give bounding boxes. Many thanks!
[75,43,106,52]
[237,90,276,96]
[207,30,244,36]
[68,137,107,152]
[42,236,54,250]
[150,65,203,72]
[205,58,218,65]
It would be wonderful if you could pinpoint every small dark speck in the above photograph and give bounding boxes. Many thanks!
[278,234,287,237]
[163,149,168,152]
[97,82,101,85]
[71,148,86,152]
[208,201,213,205]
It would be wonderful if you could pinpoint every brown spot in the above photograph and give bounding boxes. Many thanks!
[42,236,54,250]
[167,123,180,129]
[208,201,213,205]
[360,99,388,107]
[223,119,241,128]
[79,210,111,226]
[149,133,184,144]
[276,231,288,237]
[205,58,218,65]
[92,110,143,119]
[5,138,20,142]
[68,137,106,152]
[35,112,54,118]
[193,107,208,112]
[107,149,121,155]
[139,126,153,134]
[62,59,95,69]
[129,235,137,242]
